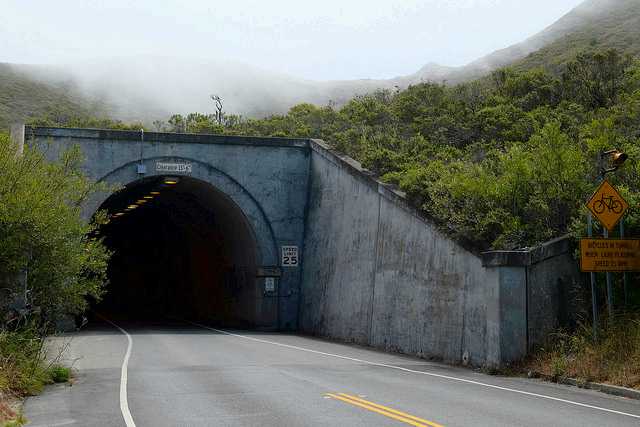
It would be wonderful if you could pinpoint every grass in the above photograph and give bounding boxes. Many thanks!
[0,329,72,425]
[526,311,640,389]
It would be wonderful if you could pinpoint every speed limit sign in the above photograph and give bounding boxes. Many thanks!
[281,246,299,267]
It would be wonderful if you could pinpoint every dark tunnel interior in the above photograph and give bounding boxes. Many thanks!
[93,176,260,326]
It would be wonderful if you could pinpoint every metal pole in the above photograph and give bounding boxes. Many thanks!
[588,212,598,340]
[604,227,614,318]
[620,219,629,309]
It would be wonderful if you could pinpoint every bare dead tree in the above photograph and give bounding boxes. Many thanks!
[210,95,225,125]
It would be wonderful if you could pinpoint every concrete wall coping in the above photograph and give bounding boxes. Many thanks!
[25,126,309,149]
[481,235,574,267]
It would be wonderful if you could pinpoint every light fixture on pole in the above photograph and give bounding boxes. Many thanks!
[600,149,628,177]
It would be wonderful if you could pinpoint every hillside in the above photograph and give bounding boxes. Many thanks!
[514,0,640,72]
[0,63,111,130]
[1,0,639,126]
[64,0,640,119]
[402,0,640,84]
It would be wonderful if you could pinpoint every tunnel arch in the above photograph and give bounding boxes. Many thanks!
[89,158,280,328]
[84,156,279,267]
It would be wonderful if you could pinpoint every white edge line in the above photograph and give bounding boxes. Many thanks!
[99,316,136,427]
[187,321,640,420]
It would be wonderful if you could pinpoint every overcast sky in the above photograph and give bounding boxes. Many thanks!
[1,0,585,80]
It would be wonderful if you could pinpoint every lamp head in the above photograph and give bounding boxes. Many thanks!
[611,151,628,168]
[601,149,629,175]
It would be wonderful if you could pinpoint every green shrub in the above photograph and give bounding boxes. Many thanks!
[48,365,70,384]
[0,132,110,326]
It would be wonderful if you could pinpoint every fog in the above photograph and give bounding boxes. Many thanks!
[2,0,588,121]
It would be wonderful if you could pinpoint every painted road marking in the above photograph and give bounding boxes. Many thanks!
[326,393,443,427]
[98,315,137,427]
[187,321,640,420]
[339,393,443,427]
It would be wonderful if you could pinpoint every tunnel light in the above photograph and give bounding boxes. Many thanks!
[136,199,147,204]
[163,177,180,185]
[143,195,154,199]
[113,212,124,217]
[150,191,161,195]
[127,205,138,210]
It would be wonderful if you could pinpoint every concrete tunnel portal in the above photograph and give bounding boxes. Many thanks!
[94,175,264,326]
[20,126,573,366]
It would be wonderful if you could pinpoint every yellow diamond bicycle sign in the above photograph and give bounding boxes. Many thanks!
[586,180,628,231]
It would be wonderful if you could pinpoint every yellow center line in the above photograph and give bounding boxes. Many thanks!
[339,393,444,427]
[325,393,444,427]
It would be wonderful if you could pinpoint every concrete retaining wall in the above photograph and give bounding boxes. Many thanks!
[482,237,583,353]
[300,140,581,367]
[300,140,502,366]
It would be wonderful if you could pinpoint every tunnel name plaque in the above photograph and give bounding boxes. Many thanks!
[156,162,193,174]
[580,238,640,272]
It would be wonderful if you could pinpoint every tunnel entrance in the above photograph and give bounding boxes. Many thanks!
[94,175,264,327]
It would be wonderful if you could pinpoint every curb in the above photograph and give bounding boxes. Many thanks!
[559,378,640,400]
[537,374,640,400]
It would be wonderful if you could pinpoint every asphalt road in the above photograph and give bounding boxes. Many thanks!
[24,320,640,427]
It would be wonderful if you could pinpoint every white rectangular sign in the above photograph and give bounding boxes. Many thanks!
[156,162,193,173]
[281,246,299,267]
[264,277,276,292]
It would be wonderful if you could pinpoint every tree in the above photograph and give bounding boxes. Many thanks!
[211,95,225,125]
[168,114,186,133]
[562,50,632,109]
[0,133,110,328]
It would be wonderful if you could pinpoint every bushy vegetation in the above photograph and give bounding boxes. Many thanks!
[150,50,640,252]
[0,133,110,323]
[28,116,145,131]
[527,314,640,389]
[0,132,110,423]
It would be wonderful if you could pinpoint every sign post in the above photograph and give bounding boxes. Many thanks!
[587,212,598,340]
[621,219,629,308]
[604,228,613,318]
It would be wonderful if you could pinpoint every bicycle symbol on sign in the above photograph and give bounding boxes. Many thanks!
[593,193,624,214]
